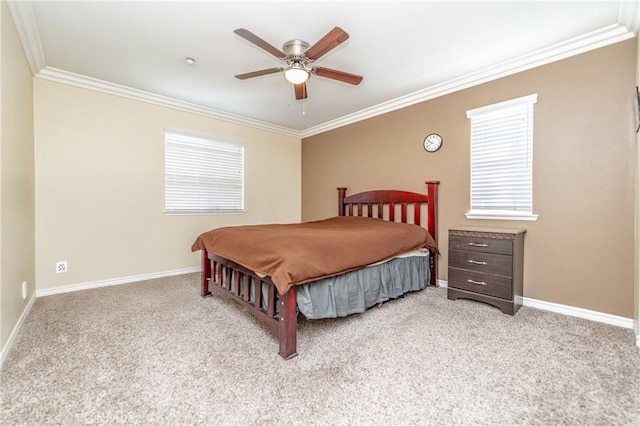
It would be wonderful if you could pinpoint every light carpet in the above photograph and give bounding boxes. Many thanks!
[1,273,639,425]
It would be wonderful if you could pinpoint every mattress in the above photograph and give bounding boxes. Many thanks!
[193,216,437,295]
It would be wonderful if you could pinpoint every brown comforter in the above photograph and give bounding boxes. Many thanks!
[191,216,438,295]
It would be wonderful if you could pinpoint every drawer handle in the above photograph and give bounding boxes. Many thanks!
[467,260,488,266]
[468,242,488,247]
[466,279,487,286]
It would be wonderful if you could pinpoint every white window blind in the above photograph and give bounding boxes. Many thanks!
[465,94,538,221]
[165,130,245,214]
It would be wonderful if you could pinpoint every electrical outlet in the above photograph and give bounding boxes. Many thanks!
[22,281,27,299]
[56,261,68,274]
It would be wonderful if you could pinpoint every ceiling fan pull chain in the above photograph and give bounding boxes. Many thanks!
[302,98,306,115]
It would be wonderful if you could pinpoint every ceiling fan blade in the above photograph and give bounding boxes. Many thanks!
[294,82,308,100]
[234,28,285,58]
[235,68,283,80]
[305,27,349,60]
[313,67,363,85]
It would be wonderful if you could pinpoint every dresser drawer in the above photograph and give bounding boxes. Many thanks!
[449,235,512,255]
[448,267,512,300]
[449,249,512,277]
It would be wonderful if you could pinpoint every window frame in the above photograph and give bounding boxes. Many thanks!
[465,94,539,221]
[164,129,245,216]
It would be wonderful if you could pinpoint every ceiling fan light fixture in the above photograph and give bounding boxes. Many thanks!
[234,27,362,101]
[284,64,309,84]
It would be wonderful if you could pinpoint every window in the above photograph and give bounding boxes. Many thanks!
[165,129,244,214]
[465,94,538,221]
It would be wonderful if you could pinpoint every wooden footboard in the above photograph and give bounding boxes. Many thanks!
[201,250,297,359]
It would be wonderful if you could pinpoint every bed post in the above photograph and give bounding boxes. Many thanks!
[426,181,440,287]
[337,187,347,216]
[201,249,212,297]
[278,289,298,359]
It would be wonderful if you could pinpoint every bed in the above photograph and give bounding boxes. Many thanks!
[191,181,439,359]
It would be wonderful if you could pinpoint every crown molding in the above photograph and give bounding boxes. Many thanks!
[8,1,300,138]
[618,0,640,34]
[36,67,302,139]
[10,0,636,139]
[301,23,635,138]
[5,0,45,75]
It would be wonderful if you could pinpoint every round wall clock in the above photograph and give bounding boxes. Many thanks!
[423,133,443,152]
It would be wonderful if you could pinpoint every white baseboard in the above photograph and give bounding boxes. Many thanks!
[16,274,640,353]
[36,266,200,297]
[0,294,36,370]
[521,296,633,329]
[1,268,200,368]
[437,280,634,329]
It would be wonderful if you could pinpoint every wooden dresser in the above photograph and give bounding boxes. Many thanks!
[447,227,526,315]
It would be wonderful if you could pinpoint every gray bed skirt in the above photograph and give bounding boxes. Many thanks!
[216,252,431,320]
[295,253,430,319]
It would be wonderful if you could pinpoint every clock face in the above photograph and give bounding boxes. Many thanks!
[423,133,443,152]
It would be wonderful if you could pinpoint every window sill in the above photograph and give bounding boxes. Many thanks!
[465,211,538,221]
[163,210,246,216]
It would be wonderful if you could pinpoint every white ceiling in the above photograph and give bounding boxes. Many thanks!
[8,1,639,137]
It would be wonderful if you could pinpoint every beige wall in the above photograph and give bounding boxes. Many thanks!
[303,40,637,319]
[635,35,640,343]
[0,1,36,349]
[34,79,301,290]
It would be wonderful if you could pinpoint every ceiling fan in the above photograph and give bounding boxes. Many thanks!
[233,27,363,100]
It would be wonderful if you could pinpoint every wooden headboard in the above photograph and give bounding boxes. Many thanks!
[337,181,440,286]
